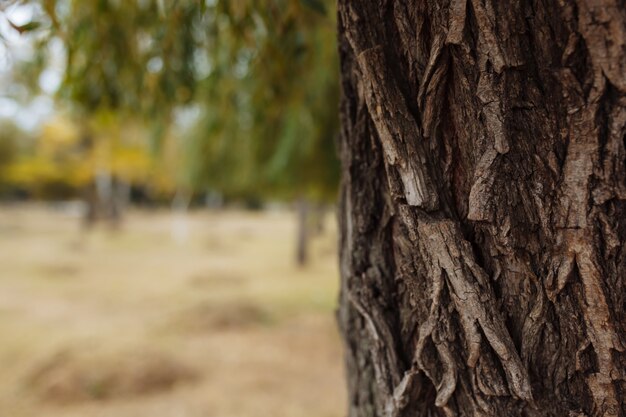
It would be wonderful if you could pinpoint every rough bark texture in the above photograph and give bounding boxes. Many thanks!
[336,1,626,416]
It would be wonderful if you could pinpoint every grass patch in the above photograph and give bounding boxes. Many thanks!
[27,347,199,404]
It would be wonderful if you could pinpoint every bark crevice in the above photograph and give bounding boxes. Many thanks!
[337,0,626,416]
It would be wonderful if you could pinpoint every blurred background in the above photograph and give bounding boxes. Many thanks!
[0,1,344,416]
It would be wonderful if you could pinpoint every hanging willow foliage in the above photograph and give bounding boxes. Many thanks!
[22,0,339,201]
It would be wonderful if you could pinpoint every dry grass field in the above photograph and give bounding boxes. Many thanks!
[0,205,345,417]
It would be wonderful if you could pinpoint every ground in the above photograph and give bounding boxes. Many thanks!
[0,204,345,417]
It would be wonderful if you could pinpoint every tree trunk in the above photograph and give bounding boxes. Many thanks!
[336,1,626,416]
[296,197,311,266]
[82,180,98,229]
[82,173,125,229]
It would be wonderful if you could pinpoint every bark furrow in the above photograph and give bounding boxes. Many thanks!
[337,1,626,416]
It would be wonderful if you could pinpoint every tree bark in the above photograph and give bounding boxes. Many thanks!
[336,1,626,416]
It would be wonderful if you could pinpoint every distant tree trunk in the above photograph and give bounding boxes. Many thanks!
[82,180,98,229]
[94,170,116,227]
[114,179,131,216]
[81,132,98,229]
[296,197,310,266]
[82,174,127,229]
[336,1,626,416]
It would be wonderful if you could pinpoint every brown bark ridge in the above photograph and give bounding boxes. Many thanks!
[336,1,626,416]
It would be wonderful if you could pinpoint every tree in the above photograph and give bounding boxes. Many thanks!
[183,0,339,265]
[18,0,206,223]
[184,0,339,204]
[336,1,625,416]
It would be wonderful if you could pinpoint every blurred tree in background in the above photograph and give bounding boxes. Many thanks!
[184,0,340,264]
[185,0,339,204]
[1,0,339,261]
[30,0,205,224]
[26,0,339,202]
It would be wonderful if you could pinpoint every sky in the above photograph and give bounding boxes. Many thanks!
[0,2,63,132]
[0,2,203,135]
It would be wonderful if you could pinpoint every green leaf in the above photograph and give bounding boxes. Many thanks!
[300,0,326,15]
[8,20,42,34]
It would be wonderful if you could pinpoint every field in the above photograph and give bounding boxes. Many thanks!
[0,205,345,417]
